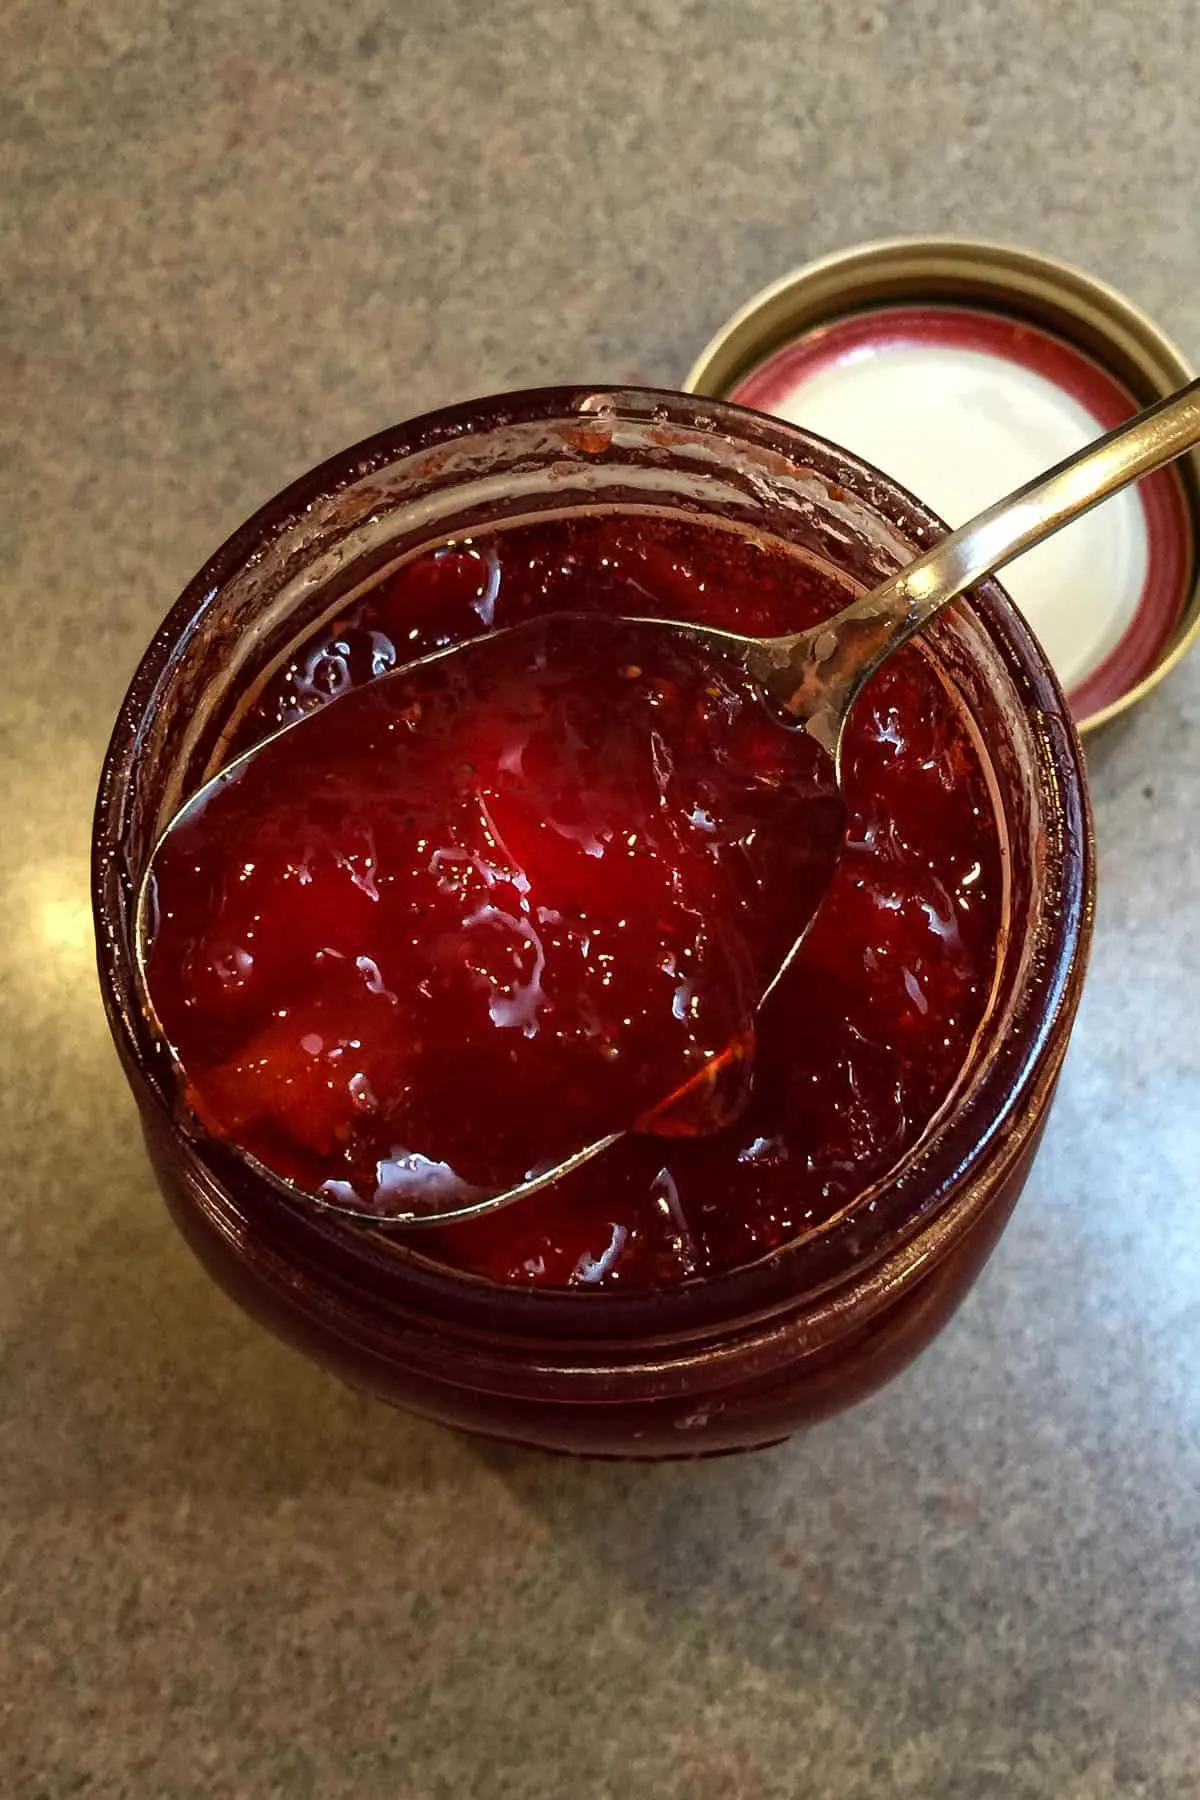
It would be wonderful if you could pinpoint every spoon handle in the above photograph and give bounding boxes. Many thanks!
[766,375,1200,751]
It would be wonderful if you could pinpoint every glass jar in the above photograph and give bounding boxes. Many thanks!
[93,387,1093,1457]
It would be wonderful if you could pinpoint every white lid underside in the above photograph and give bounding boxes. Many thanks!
[768,343,1148,690]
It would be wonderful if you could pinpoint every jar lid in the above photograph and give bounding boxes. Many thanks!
[685,238,1200,731]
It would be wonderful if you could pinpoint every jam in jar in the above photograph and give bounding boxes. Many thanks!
[94,390,1092,1455]
[146,513,1002,1290]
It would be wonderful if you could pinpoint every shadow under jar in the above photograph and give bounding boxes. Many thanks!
[93,387,1094,1458]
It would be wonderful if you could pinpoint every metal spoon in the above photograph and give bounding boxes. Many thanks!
[136,375,1200,1228]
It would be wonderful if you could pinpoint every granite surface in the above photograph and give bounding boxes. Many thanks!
[3,3,1199,1796]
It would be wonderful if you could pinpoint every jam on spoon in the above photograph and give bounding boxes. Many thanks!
[144,609,844,1216]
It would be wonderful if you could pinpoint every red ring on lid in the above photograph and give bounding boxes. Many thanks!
[731,304,1192,722]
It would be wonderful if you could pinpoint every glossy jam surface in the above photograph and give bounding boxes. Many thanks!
[147,614,842,1206]
[152,513,1003,1288]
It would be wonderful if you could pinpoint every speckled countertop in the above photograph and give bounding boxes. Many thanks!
[3,4,1199,1796]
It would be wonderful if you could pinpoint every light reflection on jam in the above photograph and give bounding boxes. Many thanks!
[162,513,1002,1289]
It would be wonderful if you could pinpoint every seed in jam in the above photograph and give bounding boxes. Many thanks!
[162,511,1002,1288]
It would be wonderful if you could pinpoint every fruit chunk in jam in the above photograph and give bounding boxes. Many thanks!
[146,613,844,1206]
[157,512,1003,1289]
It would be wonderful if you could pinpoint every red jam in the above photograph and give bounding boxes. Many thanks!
[147,613,843,1203]
[149,513,1003,1289]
